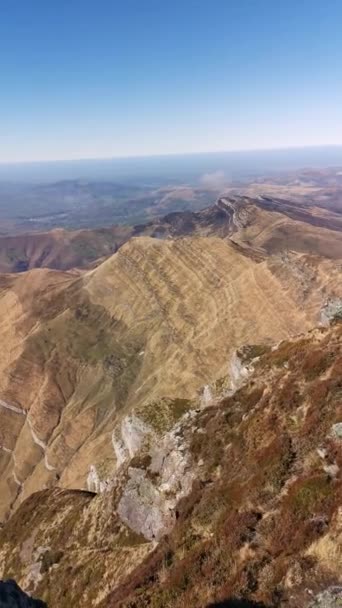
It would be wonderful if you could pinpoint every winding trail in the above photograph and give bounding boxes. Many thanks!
[0,399,26,415]
[27,417,48,450]
[0,444,12,454]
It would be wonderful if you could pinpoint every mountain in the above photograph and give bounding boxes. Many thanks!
[0,225,131,273]
[0,321,341,607]
[1,194,342,273]
[0,193,341,606]
[1,229,342,521]
[0,179,217,233]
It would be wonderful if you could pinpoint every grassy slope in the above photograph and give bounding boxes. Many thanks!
[106,323,342,608]
[1,194,342,273]
[0,324,341,607]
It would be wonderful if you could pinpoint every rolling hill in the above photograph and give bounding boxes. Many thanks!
[0,229,341,522]
[0,193,341,606]
[0,194,342,274]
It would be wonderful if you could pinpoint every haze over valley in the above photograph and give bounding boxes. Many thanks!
[0,152,341,606]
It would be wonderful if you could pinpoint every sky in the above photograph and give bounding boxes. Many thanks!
[1,0,342,163]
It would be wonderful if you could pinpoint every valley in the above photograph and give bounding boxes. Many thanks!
[0,187,341,607]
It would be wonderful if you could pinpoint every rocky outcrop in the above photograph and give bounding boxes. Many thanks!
[2,235,336,521]
[0,580,46,607]
[118,410,197,540]
[228,351,253,392]
[112,415,154,469]
[0,323,341,608]
[331,422,342,439]
[309,587,342,608]
[321,298,342,326]
[102,322,342,608]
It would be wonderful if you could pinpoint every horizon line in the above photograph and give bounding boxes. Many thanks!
[1,143,342,167]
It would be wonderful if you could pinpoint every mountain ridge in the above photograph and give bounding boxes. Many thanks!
[1,193,342,273]
[0,193,341,606]
[1,232,341,520]
[0,322,340,607]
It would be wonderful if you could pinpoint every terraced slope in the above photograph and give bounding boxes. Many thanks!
[1,194,342,273]
[1,235,341,520]
[227,196,342,259]
[0,323,340,607]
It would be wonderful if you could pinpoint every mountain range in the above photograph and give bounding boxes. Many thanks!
[1,194,342,273]
[0,193,341,607]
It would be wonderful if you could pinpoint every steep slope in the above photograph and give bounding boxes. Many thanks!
[0,323,340,607]
[0,225,131,272]
[227,196,342,259]
[1,236,341,521]
[134,194,342,260]
[1,194,342,273]
[107,323,342,608]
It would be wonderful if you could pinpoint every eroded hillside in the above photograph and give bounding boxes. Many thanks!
[1,194,342,273]
[0,225,131,273]
[1,231,342,521]
[0,322,341,607]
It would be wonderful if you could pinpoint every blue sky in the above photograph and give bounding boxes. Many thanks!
[1,0,342,162]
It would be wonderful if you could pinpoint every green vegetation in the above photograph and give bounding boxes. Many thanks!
[40,550,64,574]
[260,338,310,369]
[1,325,341,608]
[71,239,100,260]
[291,476,331,518]
[137,397,192,434]
[237,343,271,364]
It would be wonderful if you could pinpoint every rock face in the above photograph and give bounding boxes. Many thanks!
[0,323,341,608]
[320,298,342,326]
[309,587,342,608]
[0,194,341,606]
[118,411,197,540]
[1,193,342,274]
[2,233,341,521]
[0,580,46,607]
[331,423,342,439]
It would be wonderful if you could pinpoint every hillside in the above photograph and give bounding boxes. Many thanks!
[1,232,342,520]
[1,194,342,273]
[0,322,340,607]
[0,225,131,272]
[0,192,341,606]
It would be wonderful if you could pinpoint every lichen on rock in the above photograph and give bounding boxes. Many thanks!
[117,411,197,540]
[308,587,342,608]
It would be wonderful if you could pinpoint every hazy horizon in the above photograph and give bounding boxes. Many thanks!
[1,143,342,168]
[0,145,341,184]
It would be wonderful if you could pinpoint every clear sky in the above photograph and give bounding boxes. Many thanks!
[1,0,342,163]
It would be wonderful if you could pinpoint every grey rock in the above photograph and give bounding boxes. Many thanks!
[118,467,175,540]
[320,299,342,326]
[118,414,195,541]
[309,586,342,607]
[331,423,342,439]
[229,351,252,392]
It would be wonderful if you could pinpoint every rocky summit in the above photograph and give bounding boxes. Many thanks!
[0,195,341,607]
